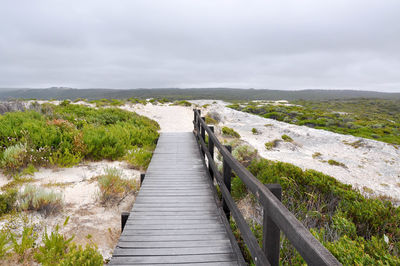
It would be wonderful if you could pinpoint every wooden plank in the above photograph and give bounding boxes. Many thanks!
[111,262,238,266]
[110,254,237,264]
[121,229,227,236]
[112,246,233,256]
[122,224,225,230]
[118,233,228,242]
[116,240,232,248]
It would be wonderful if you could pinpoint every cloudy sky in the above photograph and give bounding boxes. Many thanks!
[0,0,399,92]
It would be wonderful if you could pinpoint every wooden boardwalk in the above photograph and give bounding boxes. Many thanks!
[110,132,244,265]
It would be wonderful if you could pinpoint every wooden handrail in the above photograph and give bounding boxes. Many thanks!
[193,109,341,266]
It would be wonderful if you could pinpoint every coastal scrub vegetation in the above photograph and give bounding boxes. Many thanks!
[228,99,400,145]
[0,218,103,265]
[221,126,241,138]
[229,144,400,264]
[0,102,159,176]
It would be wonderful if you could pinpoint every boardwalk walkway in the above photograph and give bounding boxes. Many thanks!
[110,132,244,265]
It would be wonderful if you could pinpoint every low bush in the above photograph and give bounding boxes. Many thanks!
[0,104,159,175]
[281,134,293,142]
[18,185,63,216]
[264,139,280,150]
[234,158,400,264]
[125,145,154,171]
[328,159,346,168]
[97,167,138,205]
[221,126,240,138]
[205,115,218,125]
[172,100,192,107]
[0,189,17,215]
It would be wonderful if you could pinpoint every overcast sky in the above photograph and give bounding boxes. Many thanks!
[0,0,399,92]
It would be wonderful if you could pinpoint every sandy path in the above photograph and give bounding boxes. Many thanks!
[121,103,194,132]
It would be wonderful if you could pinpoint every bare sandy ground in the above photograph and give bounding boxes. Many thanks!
[121,103,194,132]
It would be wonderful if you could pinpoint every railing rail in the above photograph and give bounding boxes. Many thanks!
[193,109,341,266]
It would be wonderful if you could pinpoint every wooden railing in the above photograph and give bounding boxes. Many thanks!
[193,109,341,266]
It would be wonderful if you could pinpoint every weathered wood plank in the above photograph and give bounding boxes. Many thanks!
[110,254,237,264]
[112,246,233,256]
[118,233,228,242]
[116,240,233,248]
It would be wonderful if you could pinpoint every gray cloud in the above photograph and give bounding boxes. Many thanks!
[0,0,399,91]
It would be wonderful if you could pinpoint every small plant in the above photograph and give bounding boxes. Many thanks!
[125,146,154,171]
[0,189,17,215]
[281,134,293,142]
[172,100,192,107]
[202,104,211,108]
[1,143,28,174]
[18,185,63,216]
[265,139,280,150]
[327,159,346,168]
[11,225,37,262]
[342,139,365,148]
[232,145,258,167]
[222,126,240,138]
[205,115,218,125]
[97,167,138,205]
[264,124,273,127]
[312,152,322,159]
[251,128,259,135]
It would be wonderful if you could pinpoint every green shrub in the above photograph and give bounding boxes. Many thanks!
[251,128,259,135]
[264,139,280,150]
[97,167,138,205]
[281,134,293,142]
[205,115,218,125]
[221,126,240,138]
[125,146,154,171]
[328,159,346,168]
[0,104,159,174]
[312,152,322,159]
[172,100,192,107]
[59,243,103,266]
[0,231,10,259]
[245,158,400,263]
[232,145,258,168]
[1,143,28,174]
[11,225,37,262]
[35,219,103,265]
[18,185,63,216]
[0,189,17,215]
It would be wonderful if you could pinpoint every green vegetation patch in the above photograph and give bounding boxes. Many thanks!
[0,103,159,176]
[221,126,241,138]
[230,154,400,264]
[228,99,400,145]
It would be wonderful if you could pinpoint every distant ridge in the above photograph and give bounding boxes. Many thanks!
[0,87,399,101]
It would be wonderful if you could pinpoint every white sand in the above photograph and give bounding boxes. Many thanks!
[121,103,194,132]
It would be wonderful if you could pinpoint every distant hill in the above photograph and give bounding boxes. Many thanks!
[0,87,399,101]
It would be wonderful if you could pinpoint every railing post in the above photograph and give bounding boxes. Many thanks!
[200,117,206,156]
[263,184,282,266]
[140,173,145,187]
[197,110,201,134]
[223,145,232,220]
[208,126,214,181]
[121,212,129,232]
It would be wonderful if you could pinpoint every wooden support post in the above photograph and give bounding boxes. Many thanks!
[140,173,145,187]
[263,184,282,266]
[121,212,130,232]
[197,110,201,134]
[200,117,206,156]
[208,126,214,180]
[222,145,232,220]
